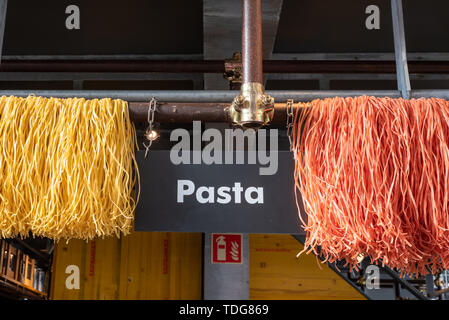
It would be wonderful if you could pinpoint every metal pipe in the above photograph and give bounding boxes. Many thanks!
[5,52,449,61]
[1,54,204,61]
[129,102,230,123]
[411,90,449,99]
[129,101,301,123]
[381,266,428,300]
[391,0,411,99]
[0,60,225,73]
[3,89,449,124]
[129,90,399,123]
[229,0,276,127]
[242,0,263,83]
[0,89,402,102]
[3,60,449,74]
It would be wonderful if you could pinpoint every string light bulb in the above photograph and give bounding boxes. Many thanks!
[145,129,159,142]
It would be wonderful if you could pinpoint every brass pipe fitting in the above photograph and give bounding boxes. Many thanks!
[229,82,274,129]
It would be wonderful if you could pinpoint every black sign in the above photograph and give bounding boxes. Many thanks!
[135,151,306,234]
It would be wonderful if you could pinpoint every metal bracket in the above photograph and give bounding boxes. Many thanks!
[224,52,242,89]
[229,82,274,128]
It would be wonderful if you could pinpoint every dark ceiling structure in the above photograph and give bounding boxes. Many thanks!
[2,0,449,92]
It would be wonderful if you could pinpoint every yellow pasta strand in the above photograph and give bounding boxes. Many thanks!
[0,95,139,240]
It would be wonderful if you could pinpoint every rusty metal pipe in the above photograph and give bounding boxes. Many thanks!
[242,0,263,84]
[129,102,230,123]
[129,102,299,124]
[0,60,225,73]
[3,60,449,74]
[228,0,273,128]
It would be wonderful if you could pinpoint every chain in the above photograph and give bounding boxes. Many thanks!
[286,99,294,150]
[143,97,157,158]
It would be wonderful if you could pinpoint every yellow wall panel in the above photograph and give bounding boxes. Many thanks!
[249,234,365,300]
[51,232,202,300]
[52,232,364,300]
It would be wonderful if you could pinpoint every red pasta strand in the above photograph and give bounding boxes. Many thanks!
[292,96,449,275]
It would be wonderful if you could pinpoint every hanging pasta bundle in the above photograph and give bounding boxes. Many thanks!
[293,96,449,275]
[0,96,138,240]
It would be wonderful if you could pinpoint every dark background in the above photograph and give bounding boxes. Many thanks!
[3,0,449,55]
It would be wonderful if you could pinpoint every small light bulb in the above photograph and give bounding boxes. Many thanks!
[145,130,159,141]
